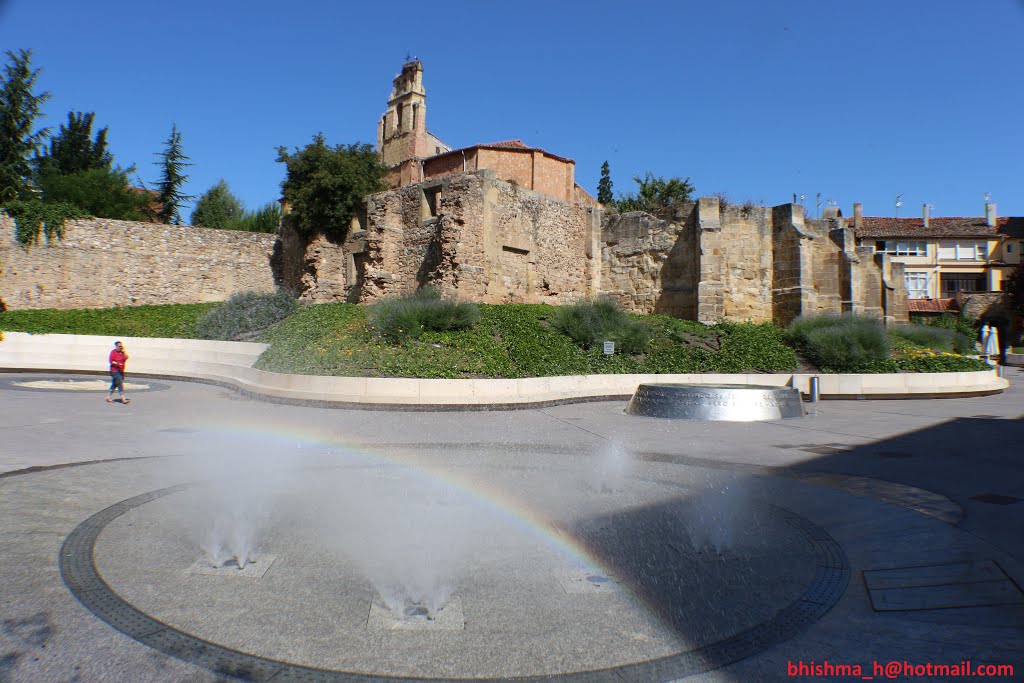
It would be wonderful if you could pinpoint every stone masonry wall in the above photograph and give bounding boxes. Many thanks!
[347,170,591,305]
[600,206,698,317]
[484,175,590,303]
[0,214,276,311]
[717,204,774,321]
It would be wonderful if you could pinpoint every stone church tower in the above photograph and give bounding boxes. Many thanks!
[376,60,450,187]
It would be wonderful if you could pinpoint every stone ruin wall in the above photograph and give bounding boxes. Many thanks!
[717,204,774,321]
[600,206,699,318]
[0,183,909,328]
[0,214,276,311]
[599,199,908,325]
[332,171,594,306]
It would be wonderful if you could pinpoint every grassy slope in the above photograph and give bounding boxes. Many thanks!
[2,302,990,376]
[0,303,217,338]
[253,303,798,378]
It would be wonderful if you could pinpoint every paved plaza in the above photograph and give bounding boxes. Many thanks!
[1,369,1022,682]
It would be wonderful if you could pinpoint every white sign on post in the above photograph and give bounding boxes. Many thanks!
[603,341,615,355]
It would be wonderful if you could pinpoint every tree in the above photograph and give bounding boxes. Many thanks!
[614,172,695,214]
[276,133,386,240]
[153,123,192,224]
[597,160,613,205]
[38,166,153,221]
[34,110,112,177]
[191,179,244,229]
[0,49,50,202]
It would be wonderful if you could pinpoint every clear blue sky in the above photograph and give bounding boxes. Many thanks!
[2,0,1021,220]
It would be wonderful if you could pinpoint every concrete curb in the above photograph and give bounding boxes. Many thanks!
[0,332,1009,409]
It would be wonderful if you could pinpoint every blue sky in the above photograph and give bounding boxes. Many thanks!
[1,0,1021,220]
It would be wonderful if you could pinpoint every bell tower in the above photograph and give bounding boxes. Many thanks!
[378,60,431,174]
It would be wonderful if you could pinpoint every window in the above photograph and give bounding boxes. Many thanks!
[421,186,441,219]
[938,241,988,261]
[1008,243,1014,254]
[883,240,927,256]
[905,272,930,299]
[941,274,985,296]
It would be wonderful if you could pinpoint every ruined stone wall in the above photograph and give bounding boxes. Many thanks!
[0,214,276,311]
[717,204,774,321]
[348,170,589,305]
[274,221,348,303]
[600,207,698,317]
[771,204,813,325]
[484,175,590,303]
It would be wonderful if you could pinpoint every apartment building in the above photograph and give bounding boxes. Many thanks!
[853,202,1023,301]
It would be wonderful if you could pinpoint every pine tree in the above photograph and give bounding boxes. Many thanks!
[597,160,613,205]
[35,111,112,177]
[154,123,193,224]
[0,49,50,202]
[191,179,244,229]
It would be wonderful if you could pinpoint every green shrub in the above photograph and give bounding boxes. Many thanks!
[192,290,299,340]
[550,297,651,354]
[897,355,992,372]
[368,287,481,342]
[909,312,976,339]
[788,314,890,372]
[0,303,216,338]
[715,322,798,372]
[889,324,974,354]
[226,202,282,233]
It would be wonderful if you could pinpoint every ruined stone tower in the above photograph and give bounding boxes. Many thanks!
[376,60,450,188]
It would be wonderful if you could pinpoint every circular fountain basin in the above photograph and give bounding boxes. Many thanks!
[626,383,805,420]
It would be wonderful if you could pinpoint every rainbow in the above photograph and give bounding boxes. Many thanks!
[177,417,617,578]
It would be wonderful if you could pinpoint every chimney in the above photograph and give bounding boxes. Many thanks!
[985,202,997,227]
[922,203,930,228]
[853,202,863,229]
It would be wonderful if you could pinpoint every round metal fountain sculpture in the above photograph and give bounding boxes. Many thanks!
[626,383,805,420]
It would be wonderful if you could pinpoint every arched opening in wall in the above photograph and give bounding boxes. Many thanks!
[396,103,404,132]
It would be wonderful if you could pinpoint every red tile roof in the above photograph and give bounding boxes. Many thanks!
[428,140,574,165]
[483,140,529,149]
[907,298,961,313]
[855,216,1023,239]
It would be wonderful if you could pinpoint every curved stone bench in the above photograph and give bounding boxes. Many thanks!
[0,332,1009,408]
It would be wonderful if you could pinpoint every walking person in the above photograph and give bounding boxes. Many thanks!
[107,341,130,404]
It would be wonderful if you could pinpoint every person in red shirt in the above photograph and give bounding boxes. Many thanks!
[106,341,130,404]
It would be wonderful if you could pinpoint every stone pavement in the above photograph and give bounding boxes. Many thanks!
[0,368,1021,682]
